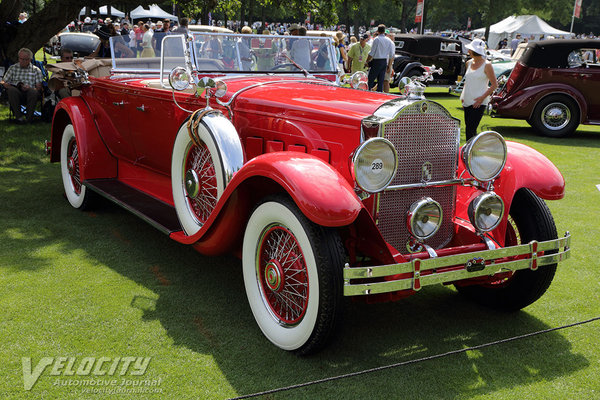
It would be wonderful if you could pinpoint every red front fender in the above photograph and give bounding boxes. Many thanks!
[494,141,565,203]
[50,97,117,181]
[171,152,364,248]
[457,141,564,246]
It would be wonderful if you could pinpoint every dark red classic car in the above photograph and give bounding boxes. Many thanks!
[491,39,600,137]
[49,32,571,354]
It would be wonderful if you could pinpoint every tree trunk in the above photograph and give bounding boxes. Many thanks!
[248,0,254,28]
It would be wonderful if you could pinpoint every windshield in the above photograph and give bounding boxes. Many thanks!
[110,32,338,75]
[190,32,337,73]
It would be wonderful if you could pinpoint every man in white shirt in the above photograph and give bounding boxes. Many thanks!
[366,24,395,92]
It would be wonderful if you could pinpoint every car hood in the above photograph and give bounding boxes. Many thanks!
[216,76,395,126]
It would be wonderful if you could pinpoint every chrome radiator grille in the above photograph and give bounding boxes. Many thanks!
[376,100,460,251]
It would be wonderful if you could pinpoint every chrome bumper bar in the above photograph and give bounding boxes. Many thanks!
[343,232,571,296]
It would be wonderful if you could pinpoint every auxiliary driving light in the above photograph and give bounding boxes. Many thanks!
[461,131,507,182]
[407,197,443,240]
[352,138,398,193]
[468,192,504,232]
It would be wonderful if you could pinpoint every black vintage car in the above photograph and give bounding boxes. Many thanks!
[391,34,464,87]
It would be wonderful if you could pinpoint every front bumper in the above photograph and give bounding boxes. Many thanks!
[343,232,571,296]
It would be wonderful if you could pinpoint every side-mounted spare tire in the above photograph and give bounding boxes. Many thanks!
[171,111,244,235]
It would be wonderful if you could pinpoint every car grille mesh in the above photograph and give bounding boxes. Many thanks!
[377,101,459,251]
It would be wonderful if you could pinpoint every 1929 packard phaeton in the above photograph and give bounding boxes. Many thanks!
[49,32,571,354]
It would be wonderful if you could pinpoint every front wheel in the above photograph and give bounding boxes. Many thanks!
[531,94,579,138]
[455,189,558,311]
[242,196,345,355]
[60,124,95,210]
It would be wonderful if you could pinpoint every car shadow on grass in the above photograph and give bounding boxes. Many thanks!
[11,195,587,399]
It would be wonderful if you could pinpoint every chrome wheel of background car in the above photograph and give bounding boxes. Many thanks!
[171,122,225,235]
[455,189,558,311]
[60,124,93,210]
[532,95,579,138]
[242,196,344,355]
[542,102,570,131]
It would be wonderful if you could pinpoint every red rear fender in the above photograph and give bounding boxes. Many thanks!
[50,97,117,180]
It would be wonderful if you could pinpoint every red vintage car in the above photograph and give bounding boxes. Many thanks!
[491,39,600,137]
[49,32,571,355]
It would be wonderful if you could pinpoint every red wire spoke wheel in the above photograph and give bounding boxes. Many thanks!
[184,143,218,225]
[258,225,309,325]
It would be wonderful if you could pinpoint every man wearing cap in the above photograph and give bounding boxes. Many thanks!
[366,24,395,92]
[347,34,371,73]
[460,38,497,140]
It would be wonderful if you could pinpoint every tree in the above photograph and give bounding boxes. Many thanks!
[0,0,157,64]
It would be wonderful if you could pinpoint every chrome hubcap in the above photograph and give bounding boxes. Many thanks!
[185,169,200,199]
[264,260,283,292]
[542,102,570,130]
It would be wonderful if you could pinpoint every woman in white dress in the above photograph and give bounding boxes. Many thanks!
[460,38,497,140]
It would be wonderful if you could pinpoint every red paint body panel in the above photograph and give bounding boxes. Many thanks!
[50,97,117,181]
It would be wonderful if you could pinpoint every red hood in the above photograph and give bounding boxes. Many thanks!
[216,76,396,126]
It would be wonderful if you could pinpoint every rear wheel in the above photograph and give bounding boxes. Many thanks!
[242,196,345,355]
[531,94,579,138]
[60,124,95,210]
[455,189,558,311]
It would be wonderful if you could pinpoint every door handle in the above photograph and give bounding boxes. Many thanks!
[112,101,124,107]
[136,105,146,112]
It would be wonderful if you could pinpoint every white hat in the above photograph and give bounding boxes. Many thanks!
[465,38,486,56]
[84,16,91,23]
[105,18,112,24]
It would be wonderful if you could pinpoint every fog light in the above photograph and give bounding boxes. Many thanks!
[407,197,442,240]
[468,192,504,232]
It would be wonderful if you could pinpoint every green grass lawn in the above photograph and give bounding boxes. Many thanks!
[1,89,599,400]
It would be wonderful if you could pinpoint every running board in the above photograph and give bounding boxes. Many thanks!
[84,179,182,235]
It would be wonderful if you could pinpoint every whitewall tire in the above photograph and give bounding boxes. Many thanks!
[60,124,93,209]
[242,196,344,355]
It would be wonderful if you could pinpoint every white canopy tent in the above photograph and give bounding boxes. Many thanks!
[79,6,126,18]
[473,15,573,49]
[130,4,178,22]
[130,5,152,21]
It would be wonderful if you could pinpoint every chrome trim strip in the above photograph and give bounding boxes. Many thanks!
[343,232,571,296]
[385,178,477,191]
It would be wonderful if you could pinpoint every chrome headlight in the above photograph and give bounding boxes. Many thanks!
[468,192,504,232]
[461,131,507,181]
[169,67,191,91]
[350,71,368,90]
[351,138,398,193]
[407,197,443,240]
